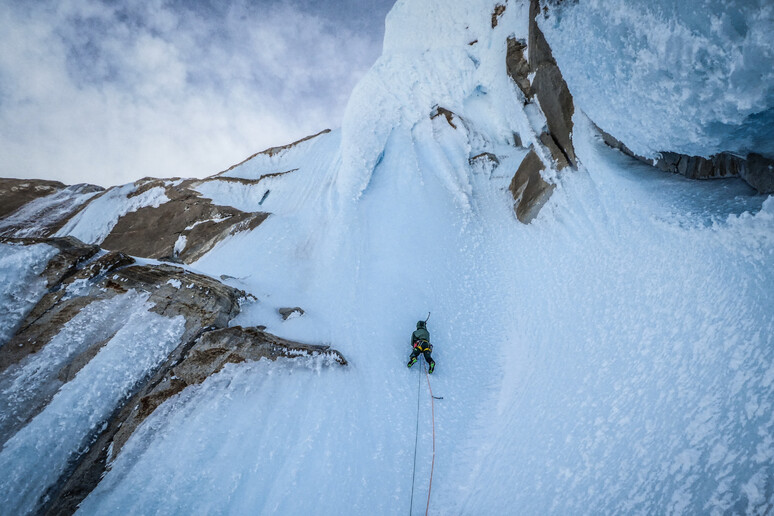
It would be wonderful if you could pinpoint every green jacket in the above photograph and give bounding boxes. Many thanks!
[411,328,430,347]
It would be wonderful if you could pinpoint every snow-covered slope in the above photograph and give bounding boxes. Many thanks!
[76,1,773,514]
[1,0,772,514]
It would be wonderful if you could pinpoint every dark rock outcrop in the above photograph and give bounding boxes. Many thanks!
[0,175,270,264]
[0,179,66,219]
[279,307,305,320]
[502,0,577,222]
[100,178,269,264]
[431,106,459,129]
[509,148,555,223]
[526,0,576,168]
[506,37,531,99]
[492,4,507,28]
[115,326,345,454]
[742,154,774,193]
[598,125,774,193]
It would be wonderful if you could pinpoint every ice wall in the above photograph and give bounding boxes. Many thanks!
[337,0,533,201]
[538,0,774,160]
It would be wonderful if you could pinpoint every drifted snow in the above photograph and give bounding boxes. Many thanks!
[338,0,533,202]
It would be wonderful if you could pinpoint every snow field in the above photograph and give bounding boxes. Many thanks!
[83,109,773,514]
[80,96,527,514]
[450,115,774,514]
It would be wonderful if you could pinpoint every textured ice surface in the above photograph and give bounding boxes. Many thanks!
[0,242,57,347]
[0,294,185,515]
[0,292,148,443]
[539,0,774,159]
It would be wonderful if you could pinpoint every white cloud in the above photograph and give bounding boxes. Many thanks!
[0,0,384,186]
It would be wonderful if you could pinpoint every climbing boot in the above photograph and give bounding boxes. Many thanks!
[428,362,435,374]
[407,357,417,368]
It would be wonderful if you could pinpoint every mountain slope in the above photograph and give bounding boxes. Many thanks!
[0,0,772,514]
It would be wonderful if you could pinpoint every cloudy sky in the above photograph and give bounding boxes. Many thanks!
[0,0,396,186]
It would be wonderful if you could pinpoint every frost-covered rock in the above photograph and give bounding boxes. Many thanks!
[0,180,103,238]
[114,326,346,459]
[0,178,66,219]
[98,177,268,263]
[0,237,247,515]
[1,173,272,263]
[0,241,58,347]
[279,306,305,320]
[0,233,348,515]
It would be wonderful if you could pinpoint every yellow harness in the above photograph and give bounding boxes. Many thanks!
[413,339,432,353]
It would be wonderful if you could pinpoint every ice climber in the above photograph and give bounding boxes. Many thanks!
[407,320,435,373]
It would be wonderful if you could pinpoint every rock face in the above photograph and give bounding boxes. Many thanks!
[506,37,531,99]
[99,178,268,263]
[0,236,347,516]
[0,181,104,238]
[527,0,576,169]
[492,4,507,28]
[0,175,269,263]
[0,179,67,219]
[431,106,459,129]
[503,0,577,223]
[742,154,774,193]
[116,326,346,456]
[49,326,345,516]
[509,149,556,223]
[599,127,774,193]
[279,306,306,320]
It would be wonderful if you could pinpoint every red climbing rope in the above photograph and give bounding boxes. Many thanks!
[424,362,436,516]
[409,358,439,516]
